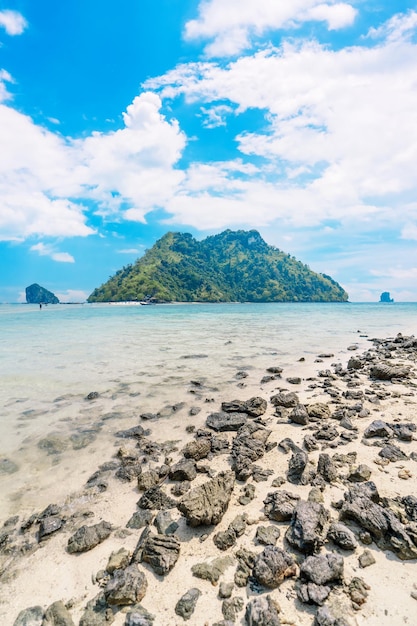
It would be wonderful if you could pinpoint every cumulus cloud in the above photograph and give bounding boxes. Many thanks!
[0,92,186,241]
[184,0,357,56]
[0,9,27,36]
[30,243,75,263]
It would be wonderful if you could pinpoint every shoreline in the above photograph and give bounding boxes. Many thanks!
[2,332,417,625]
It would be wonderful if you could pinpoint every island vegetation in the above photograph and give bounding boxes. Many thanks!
[87,230,348,303]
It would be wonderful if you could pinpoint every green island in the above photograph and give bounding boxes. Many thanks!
[87,229,348,303]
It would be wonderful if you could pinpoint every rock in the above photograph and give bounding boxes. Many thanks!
[222,597,244,621]
[168,459,197,481]
[137,487,177,511]
[307,403,331,420]
[26,283,59,304]
[348,576,370,610]
[0,457,19,474]
[297,582,330,606]
[287,450,309,484]
[238,483,256,505]
[175,588,201,620]
[314,605,351,626]
[288,404,309,425]
[264,490,300,521]
[327,522,357,551]
[38,516,63,541]
[125,607,154,626]
[317,454,338,483]
[286,376,301,384]
[67,521,112,554]
[363,420,394,438]
[206,412,247,432]
[191,555,235,583]
[378,444,408,462]
[42,601,75,625]
[213,514,247,551]
[178,471,235,527]
[182,438,211,460]
[244,595,281,626]
[154,510,179,535]
[300,553,344,585]
[13,606,44,626]
[370,363,410,380]
[253,546,297,588]
[219,582,234,599]
[140,533,181,575]
[285,500,330,554]
[79,592,114,626]
[231,423,271,481]
[126,510,153,530]
[245,397,268,417]
[270,392,299,408]
[104,564,147,606]
[358,549,376,568]
[348,464,372,482]
[137,471,160,492]
[255,525,281,546]
[106,548,130,574]
[234,548,256,587]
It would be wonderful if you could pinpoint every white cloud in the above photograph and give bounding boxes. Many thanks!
[185,0,357,56]
[55,289,89,302]
[30,243,75,263]
[0,10,27,36]
[367,10,417,44]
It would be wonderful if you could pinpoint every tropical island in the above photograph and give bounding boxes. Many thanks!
[88,230,348,303]
[25,283,59,304]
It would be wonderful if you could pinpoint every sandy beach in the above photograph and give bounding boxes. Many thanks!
[2,331,417,626]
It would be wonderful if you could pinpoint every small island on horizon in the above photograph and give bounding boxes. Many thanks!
[379,291,394,303]
[87,229,348,304]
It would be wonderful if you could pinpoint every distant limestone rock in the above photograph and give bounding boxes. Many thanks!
[379,292,394,303]
[25,283,59,304]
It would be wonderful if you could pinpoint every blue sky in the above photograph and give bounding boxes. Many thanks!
[1,0,417,302]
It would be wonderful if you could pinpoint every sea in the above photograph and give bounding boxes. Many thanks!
[1,301,416,521]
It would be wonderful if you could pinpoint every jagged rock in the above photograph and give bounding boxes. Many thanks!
[348,464,372,482]
[363,420,394,438]
[125,607,154,626]
[304,435,320,451]
[300,553,344,585]
[297,582,330,605]
[182,438,211,460]
[287,450,309,484]
[245,397,268,417]
[253,546,297,588]
[38,516,63,541]
[206,412,248,432]
[244,595,281,626]
[104,565,147,606]
[314,605,351,626]
[140,533,180,575]
[79,592,114,626]
[358,549,376,568]
[264,490,300,521]
[13,606,44,626]
[154,510,179,535]
[67,521,112,554]
[370,363,410,380]
[137,487,177,511]
[348,576,370,610]
[270,392,299,408]
[327,522,357,550]
[137,471,160,492]
[347,356,364,370]
[168,459,197,482]
[317,454,338,483]
[222,597,244,621]
[42,601,75,625]
[285,500,330,554]
[106,548,130,574]
[307,403,331,421]
[231,423,271,481]
[115,425,147,440]
[213,514,247,551]
[378,444,408,462]
[178,471,235,527]
[25,283,59,304]
[289,404,309,425]
[252,466,274,482]
[174,588,201,620]
[403,495,417,521]
[255,525,281,546]
[191,555,235,583]
[126,510,153,530]
[314,424,339,441]
[234,548,257,587]
[219,582,234,599]
[238,483,256,505]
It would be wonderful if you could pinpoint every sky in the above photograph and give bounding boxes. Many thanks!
[1,0,417,302]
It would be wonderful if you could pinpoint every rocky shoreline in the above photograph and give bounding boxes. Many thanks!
[2,333,417,625]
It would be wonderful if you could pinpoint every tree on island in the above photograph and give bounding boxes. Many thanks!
[380,292,394,303]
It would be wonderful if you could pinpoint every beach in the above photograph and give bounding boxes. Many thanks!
[1,304,417,625]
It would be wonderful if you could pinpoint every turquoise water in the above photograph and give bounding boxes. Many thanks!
[0,302,416,518]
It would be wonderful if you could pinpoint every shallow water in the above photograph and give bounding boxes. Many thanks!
[1,301,416,520]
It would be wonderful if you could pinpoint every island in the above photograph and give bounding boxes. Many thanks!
[379,292,394,303]
[88,229,348,303]
[25,283,59,304]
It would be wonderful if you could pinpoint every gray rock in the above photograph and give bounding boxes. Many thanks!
[140,533,181,575]
[300,553,344,585]
[126,510,153,529]
[255,525,281,546]
[79,592,114,626]
[264,490,300,521]
[238,483,256,505]
[137,487,177,511]
[234,548,256,587]
[370,363,410,380]
[289,405,309,425]
[232,423,271,481]
[285,500,330,554]
[297,582,330,605]
[178,471,235,527]
[137,470,160,492]
[363,420,394,438]
[327,522,357,550]
[168,459,197,482]
[174,588,201,620]
[358,549,376,568]
[38,516,63,541]
[106,548,130,574]
[13,606,44,626]
[307,403,331,420]
[182,438,211,460]
[125,607,154,626]
[314,606,351,626]
[213,514,247,551]
[348,464,372,482]
[287,450,309,484]
[219,582,234,599]
[245,595,281,626]
[191,555,235,583]
[222,597,244,621]
[253,546,297,588]
[42,601,75,625]
[378,444,408,462]
[67,521,112,554]
[154,510,179,535]
[317,454,338,483]
[270,392,299,408]
[206,412,247,432]
[104,565,147,606]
